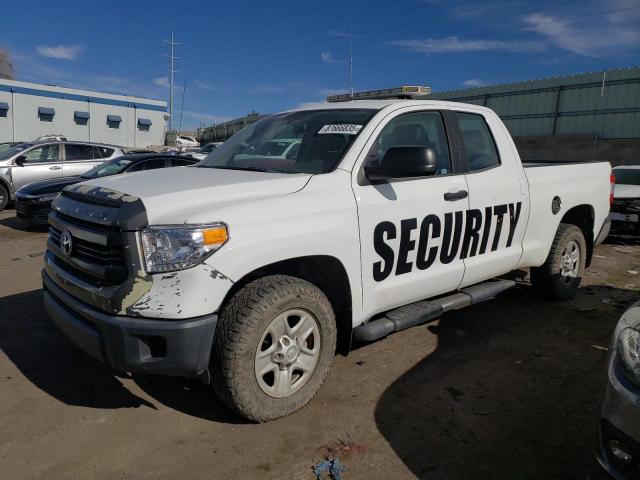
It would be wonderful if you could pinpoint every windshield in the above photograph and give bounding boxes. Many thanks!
[614,169,640,186]
[198,108,376,174]
[81,157,133,178]
[201,144,217,153]
[0,143,32,161]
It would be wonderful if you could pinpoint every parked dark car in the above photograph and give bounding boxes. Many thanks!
[15,153,198,223]
[598,300,640,479]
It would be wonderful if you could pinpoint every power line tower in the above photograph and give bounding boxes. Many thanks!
[163,32,180,131]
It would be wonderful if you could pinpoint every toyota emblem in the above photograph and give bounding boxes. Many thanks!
[60,230,73,256]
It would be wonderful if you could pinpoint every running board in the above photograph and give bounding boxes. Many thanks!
[352,279,515,342]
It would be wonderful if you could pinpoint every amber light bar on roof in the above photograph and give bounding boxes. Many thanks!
[326,85,431,102]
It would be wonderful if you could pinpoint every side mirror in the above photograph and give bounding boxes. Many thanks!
[14,156,26,167]
[364,147,437,181]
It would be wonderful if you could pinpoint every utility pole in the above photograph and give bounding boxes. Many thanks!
[348,5,354,98]
[163,32,180,131]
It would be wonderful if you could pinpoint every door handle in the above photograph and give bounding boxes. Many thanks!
[49,166,61,170]
[444,190,468,201]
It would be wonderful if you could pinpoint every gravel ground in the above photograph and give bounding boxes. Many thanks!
[0,208,638,480]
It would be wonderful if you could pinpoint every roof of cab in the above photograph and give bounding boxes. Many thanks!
[286,98,492,113]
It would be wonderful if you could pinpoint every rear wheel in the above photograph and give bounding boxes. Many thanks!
[530,223,587,300]
[211,275,336,422]
[0,184,8,210]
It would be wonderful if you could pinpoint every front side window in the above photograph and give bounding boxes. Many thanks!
[457,112,500,172]
[23,145,60,163]
[365,111,452,175]
[65,144,95,161]
[198,108,376,174]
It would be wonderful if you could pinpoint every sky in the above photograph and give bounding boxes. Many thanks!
[1,0,639,130]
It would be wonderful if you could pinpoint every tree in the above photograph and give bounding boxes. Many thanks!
[0,48,14,80]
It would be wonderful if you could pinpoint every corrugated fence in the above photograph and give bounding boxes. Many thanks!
[429,67,640,139]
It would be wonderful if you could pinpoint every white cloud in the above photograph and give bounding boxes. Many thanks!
[36,44,83,61]
[321,51,340,64]
[319,88,347,96]
[182,110,230,123]
[296,101,328,109]
[153,76,170,87]
[462,79,487,87]
[391,36,544,54]
[195,80,220,91]
[523,8,640,57]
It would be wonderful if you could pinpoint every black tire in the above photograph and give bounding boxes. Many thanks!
[0,184,8,211]
[211,275,337,422]
[530,223,587,300]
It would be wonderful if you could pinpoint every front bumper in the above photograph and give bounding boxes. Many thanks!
[598,351,640,479]
[42,270,217,377]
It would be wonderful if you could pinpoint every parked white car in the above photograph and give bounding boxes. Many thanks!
[175,135,199,148]
[610,165,640,234]
[185,142,224,160]
[42,88,612,422]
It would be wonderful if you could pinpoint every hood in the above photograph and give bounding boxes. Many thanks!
[75,166,312,224]
[18,176,83,196]
[614,184,640,199]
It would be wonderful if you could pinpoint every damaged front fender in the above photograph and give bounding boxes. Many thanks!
[126,263,234,319]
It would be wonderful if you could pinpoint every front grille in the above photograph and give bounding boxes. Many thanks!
[47,210,129,285]
[49,226,125,267]
[16,200,50,220]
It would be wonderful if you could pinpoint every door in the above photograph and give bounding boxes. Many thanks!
[455,111,529,287]
[11,144,63,191]
[354,109,470,318]
[62,144,103,176]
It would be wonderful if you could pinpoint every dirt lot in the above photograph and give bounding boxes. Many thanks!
[0,208,638,480]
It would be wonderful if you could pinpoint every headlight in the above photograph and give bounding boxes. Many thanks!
[618,328,640,386]
[140,223,228,273]
[39,192,61,201]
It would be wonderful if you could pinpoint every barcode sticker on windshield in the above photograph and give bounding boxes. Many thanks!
[317,124,363,135]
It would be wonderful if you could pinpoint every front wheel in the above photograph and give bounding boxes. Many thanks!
[211,275,336,422]
[0,184,8,211]
[530,223,587,300]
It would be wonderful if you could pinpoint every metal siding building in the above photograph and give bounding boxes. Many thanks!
[0,79,168,147]
[429,67,640,139]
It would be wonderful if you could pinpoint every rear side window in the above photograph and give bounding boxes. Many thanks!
[95,147,115,158]
[65,144,95,161]
[457,112,500,172]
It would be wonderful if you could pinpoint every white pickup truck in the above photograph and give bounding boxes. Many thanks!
[42,87,612,422]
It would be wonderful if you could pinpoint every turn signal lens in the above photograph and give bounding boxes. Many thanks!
[203,226,228,245]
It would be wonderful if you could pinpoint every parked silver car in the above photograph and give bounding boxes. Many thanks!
[599,300,640,479]
[0,141,124,210]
